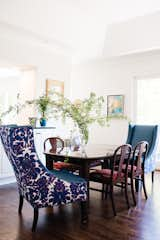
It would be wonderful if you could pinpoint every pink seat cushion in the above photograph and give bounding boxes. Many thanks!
[95,169,124,181]
[53,162,80,171]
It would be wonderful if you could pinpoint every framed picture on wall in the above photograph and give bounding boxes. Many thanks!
[107,95,124,117]
[46,79,64,96]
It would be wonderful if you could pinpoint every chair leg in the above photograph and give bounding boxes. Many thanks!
[102,184,105,200]
[109,185,116,216]
[80,201,88,224]
[131,178,136,206]
[124,180,130,209]
[32,208,39,232]
[142,174,148,200]
[135,178,139,192]
[105,184,109,199]
[152,171,154,183]
[18,195,24,214]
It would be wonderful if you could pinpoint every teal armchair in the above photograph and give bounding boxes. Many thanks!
[126,124,159,182]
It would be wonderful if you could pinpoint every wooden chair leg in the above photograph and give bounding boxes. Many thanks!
[18,195,24,214]
[152,171,154,183]
[32,208,39,232]
[105,184,109,199]
[124,180,130,209]
[131,178,136,206]
[80,201,88,224]
[142,174,148,199]
[102,184,105,200]
[135,178,139,192]
[109,185,116,216]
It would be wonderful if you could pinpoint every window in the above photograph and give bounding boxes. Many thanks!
[136,77,160,124]
[0,66,36,125]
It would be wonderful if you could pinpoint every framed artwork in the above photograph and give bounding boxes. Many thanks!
[107,95,124,117]
[46,79,64,96]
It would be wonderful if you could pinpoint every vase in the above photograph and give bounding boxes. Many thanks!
[40,118,47,127]
[29,117,37,127]
[80,135,86,154]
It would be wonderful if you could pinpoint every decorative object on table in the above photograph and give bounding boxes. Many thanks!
[46,79,64,96]
[27,94,52,127]
[70,127,82,151]
[107,95,124,117]
[39,117,47,126]
[28,117,37,127]
[52,92,110,145]
[0,92,55,126]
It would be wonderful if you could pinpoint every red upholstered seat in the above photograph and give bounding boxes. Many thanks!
[53,161,80,171]
[89,144,132,216]
[122,164,139,172]
[94,169,124,181]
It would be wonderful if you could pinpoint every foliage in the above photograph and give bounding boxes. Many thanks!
[0,94,52,123]
[51,92,110,144]
[26,94,52,119]
[0,91,127,143]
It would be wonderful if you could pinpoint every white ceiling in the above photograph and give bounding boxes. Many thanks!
[1,0,160,60]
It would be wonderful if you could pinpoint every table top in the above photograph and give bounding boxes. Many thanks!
[44,144,117,160]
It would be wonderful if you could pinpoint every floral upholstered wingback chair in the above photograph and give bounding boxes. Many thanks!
[0,126,87,231]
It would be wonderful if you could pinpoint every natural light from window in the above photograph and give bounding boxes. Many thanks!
[137,78,160,124]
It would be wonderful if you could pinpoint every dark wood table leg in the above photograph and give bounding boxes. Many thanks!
[46,155,53,170]
[80,161,90,206]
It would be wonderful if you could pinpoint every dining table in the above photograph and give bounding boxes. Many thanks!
[44,144,117,203]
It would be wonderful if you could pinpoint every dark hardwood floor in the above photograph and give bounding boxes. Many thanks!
[0,172,160,240]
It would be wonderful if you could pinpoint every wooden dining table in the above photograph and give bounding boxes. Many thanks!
[44,144,117,203]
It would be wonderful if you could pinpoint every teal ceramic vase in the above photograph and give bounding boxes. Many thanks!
[40,118,47,127]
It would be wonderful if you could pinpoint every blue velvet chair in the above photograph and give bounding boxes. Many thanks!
[0,125,88,231]
[126,124,159,183]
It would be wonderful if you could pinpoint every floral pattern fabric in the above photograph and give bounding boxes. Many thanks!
[0,126,87,208]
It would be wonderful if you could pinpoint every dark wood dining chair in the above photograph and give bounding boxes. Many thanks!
[44,137,80,172]
[89,144,132,216]
[128,141,149,205]
[44,137,64,153]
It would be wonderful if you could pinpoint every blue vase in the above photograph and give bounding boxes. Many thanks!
[40,118,47,127]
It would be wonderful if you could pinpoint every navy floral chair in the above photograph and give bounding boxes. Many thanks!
[0,126,88,231]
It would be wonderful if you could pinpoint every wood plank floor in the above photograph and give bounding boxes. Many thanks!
[0,173,160,240]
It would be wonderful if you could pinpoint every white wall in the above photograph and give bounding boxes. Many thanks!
[104,11,160,58]
[0,22,72,127]
[70,51,160,145]
[0,23,72,98]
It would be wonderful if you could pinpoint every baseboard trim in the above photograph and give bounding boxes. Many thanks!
[0,176,16,185]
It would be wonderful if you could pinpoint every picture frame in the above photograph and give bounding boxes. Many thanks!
[46,79,64,96]
[107,95,124,117]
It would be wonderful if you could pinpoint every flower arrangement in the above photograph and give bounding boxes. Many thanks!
[0,91,127,142]
[26,94,52,126]
[51,92,110,144]
[0,94,52,126]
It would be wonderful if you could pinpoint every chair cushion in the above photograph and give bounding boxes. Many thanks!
[122,164,138,172]
[49,169,86,183]
[115,164,142,176]
[53,161,80,171]
[90,169,124,182]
